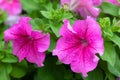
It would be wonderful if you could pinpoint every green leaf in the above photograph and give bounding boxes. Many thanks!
[6,64,12,74]
[103,28,113,37]
[34,57,65,80]
[98,17,113,37]
[60,12,73,21]
[50,22,62,37]
[83,68,103,80]
[30,18,40,30]
[118,8,120,15]
[0,52,5,60]
[30,18,49,32]
[105,72,115,80]
[0,63,12,75]
[75,74,82,79]
[1,54,18,63]
[44,3,53,11]
[0,10,7,23]
[112,18,117,26]
[0,63,10,80]
[108,55,120,77]
[99,17,111,28]
[108,34,120,48]
[100,2,119,16]
[48,33,57,52]
[111,25,120,33]
[40,11,52,19]
[99,61,115,80]
[64,70,73,80]
[63,12,73,19]
[56,60,62,65]
[20,0,39,12]
[10,60,28,78]
[112,19,120,32]
[118,0,120,3]
[101,42,116,66]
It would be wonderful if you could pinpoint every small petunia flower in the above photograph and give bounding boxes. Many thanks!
[104,0,120,6]
[0,0,22,15]
[4,17,50,67]
[53,16,104,77]
[61,0,101,19]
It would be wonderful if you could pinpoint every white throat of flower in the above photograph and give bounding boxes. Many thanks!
[70,0,80,11]
[81,39,88,46]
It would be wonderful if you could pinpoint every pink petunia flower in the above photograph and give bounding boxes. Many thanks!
[53,16,104,77]
[104,0,120,6]
[4,17,50,67]
[0,0,22,15]
[61,0,102,19]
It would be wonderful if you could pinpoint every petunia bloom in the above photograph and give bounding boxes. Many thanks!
[104,0,120,6]
[4,17,50,67]
[61,0,102,19]
[53,16,104,77]
[0,0,22,15]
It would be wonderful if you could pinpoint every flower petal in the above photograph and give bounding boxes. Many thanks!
[0,0,22,15]
[72,19,87,38]
[60,19,76,37]
[12,38,32,62]
[53,37,79,64]
[72,16,104,55]
[13,38,46,67]
[71,47,99,77]
[26,52,45,67]
[60,0,100,18]
[4,17,32,42]
[85,17,104,55]
[31,31,50,52]
[78,6,100,19]
[92,0,102,6]
[88,39,104,56]
[61,0,71,6]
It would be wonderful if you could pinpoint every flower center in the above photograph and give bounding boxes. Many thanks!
[81,39,88,46]
[27,36,33,40]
